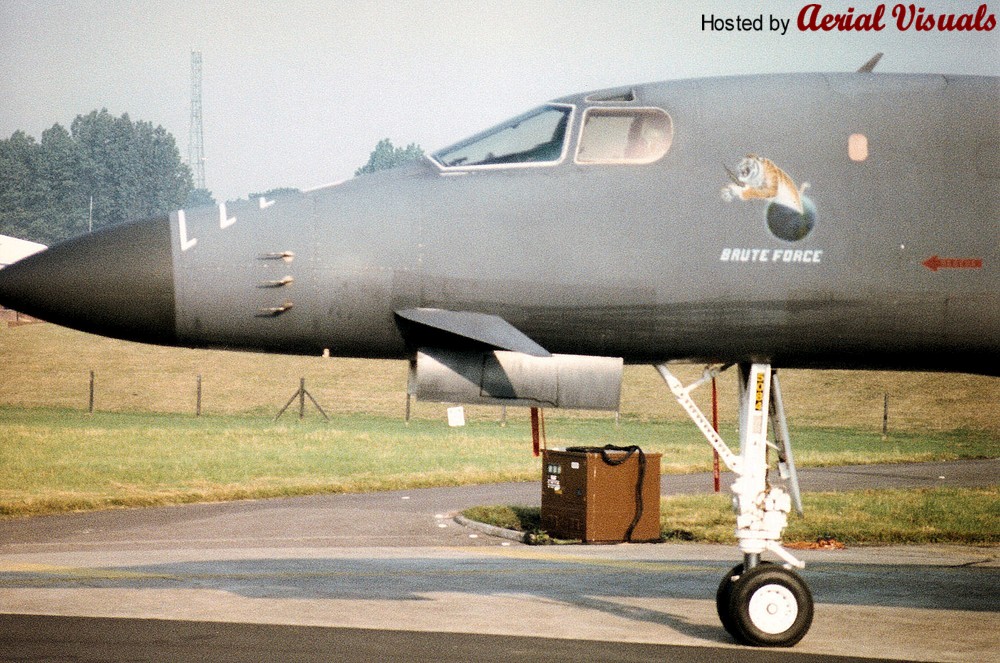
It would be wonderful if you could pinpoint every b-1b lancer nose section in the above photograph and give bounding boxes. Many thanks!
[0,216,177,344]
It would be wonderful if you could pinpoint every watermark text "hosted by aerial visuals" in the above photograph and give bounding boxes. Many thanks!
[702,4,996,34]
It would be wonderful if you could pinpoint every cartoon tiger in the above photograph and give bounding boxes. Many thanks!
[722,155,809,214]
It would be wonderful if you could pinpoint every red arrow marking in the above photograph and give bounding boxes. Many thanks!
[922,255,983,272]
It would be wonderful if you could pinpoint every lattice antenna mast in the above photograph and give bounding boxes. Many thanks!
[188,50,206,190]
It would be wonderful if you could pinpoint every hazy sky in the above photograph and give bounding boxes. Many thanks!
[2,0,997,202]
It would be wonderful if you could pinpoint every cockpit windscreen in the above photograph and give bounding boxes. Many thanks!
[432,105,572,168]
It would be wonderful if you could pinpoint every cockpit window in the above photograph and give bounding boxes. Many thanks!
[432,105,572,168]
[575,107,673,165]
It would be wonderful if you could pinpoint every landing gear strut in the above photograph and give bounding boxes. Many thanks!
[656,362,813,647]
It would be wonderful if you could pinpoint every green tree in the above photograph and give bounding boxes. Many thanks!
[354,139,424,176]
[186,188,216,208]
[71,109,193,230]
[0,131,45,241]
[38,124,88,239]
[0,110,196,244]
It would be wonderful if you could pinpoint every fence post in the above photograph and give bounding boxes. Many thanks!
[88,370,95,414]
[405,359,416,424]
[882,393,889,440]
[196,374,202,417]
[274,378,329,422]
[299,377,306,419]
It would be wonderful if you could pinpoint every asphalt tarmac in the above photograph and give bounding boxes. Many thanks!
[0,459,997,662]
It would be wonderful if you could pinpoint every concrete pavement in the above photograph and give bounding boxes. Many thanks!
[0,460,997,662]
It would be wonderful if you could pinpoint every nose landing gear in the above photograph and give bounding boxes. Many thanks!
[657,362,812,647]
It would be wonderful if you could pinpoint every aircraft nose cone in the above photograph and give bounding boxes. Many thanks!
[0,216,176,344]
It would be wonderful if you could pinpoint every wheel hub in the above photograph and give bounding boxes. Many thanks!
[747,583,798,634]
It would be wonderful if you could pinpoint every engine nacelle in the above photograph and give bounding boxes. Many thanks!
[414,347,623,411]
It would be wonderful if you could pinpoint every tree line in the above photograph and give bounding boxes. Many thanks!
[355,138,424,176]
[0,110,200,245]
[1,106,424,246]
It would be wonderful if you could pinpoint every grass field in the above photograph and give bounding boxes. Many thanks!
[1,323,998,539]
[1,404,995,519]
[3,323,999,431]
[464,487,1000,546]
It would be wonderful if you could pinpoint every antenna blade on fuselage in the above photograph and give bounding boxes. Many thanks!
[857,52,884,73]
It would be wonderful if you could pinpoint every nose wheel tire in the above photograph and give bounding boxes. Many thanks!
[718,563,813,647]
[716,563,746,638]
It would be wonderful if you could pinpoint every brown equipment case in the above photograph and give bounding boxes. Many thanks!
[540,447,661,543]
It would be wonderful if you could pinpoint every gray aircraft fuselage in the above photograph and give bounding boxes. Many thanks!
[1,72,997,375]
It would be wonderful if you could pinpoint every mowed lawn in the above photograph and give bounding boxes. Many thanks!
[3,323,998,431]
